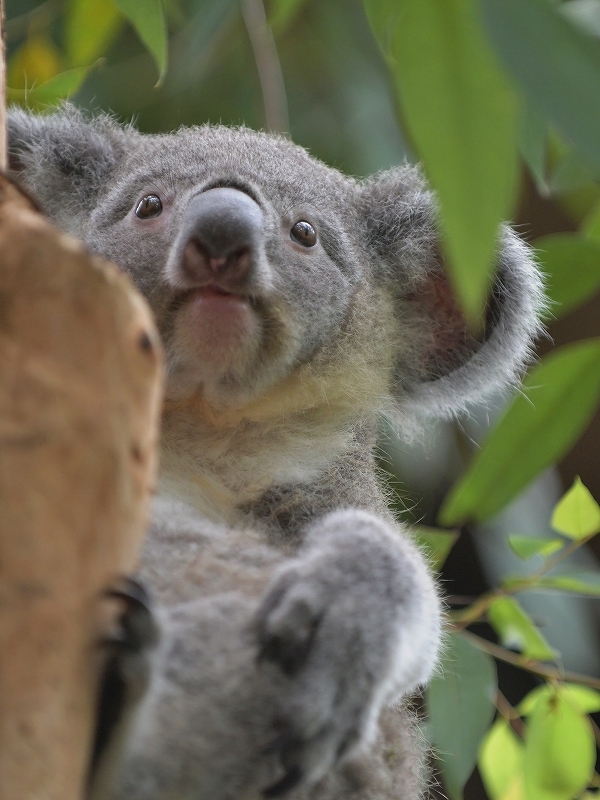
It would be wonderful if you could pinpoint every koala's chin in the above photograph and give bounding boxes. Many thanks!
[166,288,263,403]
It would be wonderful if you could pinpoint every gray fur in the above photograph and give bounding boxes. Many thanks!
[8,106,545,800]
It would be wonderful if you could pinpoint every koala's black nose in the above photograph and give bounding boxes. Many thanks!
[180,187,263,289]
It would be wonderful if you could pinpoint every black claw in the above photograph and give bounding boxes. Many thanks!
[103,577,158,652]
[263,765,303,798]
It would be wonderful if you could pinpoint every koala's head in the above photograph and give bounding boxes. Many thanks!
[8,106,544,423]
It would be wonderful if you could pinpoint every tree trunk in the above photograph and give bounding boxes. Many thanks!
[0,175,163,800]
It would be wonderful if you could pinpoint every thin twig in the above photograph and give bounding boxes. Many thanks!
[459,629,600,691]
[240,0,290,135]
[495,689,525,737]
[451,531,599,628]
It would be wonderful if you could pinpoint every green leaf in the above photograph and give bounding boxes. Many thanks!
[507,535,564,561]
[534,234,600,319]
[523,688,595,800]
[519,104,548,195]
[269,0,309,34]
[114,0,167,84]
[7,66,91,107]
[65,0,123,67]
[439,340,600,525]
[560,0,600,38]
[551,476,600,539]
[480,0,600,172]
[533,571,600,596]
[519,683,600,716]
[426,632,497,799]
[478,718,524,800]
[487,597,557,661]
[413,526,459,571]
[364,0,519,323]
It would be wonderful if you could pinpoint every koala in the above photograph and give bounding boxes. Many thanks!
[8,106,544,800]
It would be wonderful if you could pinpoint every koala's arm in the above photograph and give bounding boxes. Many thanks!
[255,508,441,795]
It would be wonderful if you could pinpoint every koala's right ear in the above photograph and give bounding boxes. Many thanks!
[358,165,546,423]
[8,106,130,231]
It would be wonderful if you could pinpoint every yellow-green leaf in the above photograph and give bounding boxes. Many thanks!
[519,683,600,716]
[7,35,62,90]
[65,0,124,67]
[534,234,600,320]
[523,689,595,800]
[7,66,91,108]
[507,536,564,561]
[551,477,600,539]
[413,526,459,571]
[487,597,557,661]
[114,0,167,84]
[534,572,600,596]
[364,0,519,324]
[478,719,524,800]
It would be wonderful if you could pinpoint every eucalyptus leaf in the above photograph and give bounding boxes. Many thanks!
[65,0,123,67]
[478,718,524,800]
[534,572,600,596]
[114,0,167,83]
[269,0,308,34]
[534,234,600,319]
[519,683,600,716]
[551,476,600,538]
[439,340,600,525]
[487,597,557,661]
[413,526,459,571]
[481,0,600,172]
[507,535,564,560]
[426,632,497,799]
[7,66,91,107]
[519,104,548,194]
[364,0,519,323]
[523,688,595,800]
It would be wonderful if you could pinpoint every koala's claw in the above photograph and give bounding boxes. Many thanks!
[89,578,158,787]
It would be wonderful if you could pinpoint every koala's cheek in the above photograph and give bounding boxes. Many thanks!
[172,289,261,370]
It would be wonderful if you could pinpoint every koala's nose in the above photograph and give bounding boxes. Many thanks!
[180,188,263,289]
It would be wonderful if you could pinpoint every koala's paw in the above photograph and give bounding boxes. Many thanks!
[89,578,159,783]
[255,511,440,797]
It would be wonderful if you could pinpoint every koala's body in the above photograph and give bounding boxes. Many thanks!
[9,107,544,800]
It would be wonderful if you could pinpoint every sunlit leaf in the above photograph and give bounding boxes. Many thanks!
[114,0,167,83]
[519,683,600,716]
[7,66,91,108]
[439,340,600,525]
[65,0,123,67]
[481,0,600,172]
[560,0,600,38]
[413,526,459,571]
[426,632,497,799]
[523,688,595,800]
[364,0,519,323]
[7,35,62,91]
[487,597,557,661]
[507,535,564,560]
[551,476,600,539]
[534,234,600,319]
[478,718,524,800]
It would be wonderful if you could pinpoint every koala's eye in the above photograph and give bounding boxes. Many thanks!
[135,194,163,219]
[290,220,317,247]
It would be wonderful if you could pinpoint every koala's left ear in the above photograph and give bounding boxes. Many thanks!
[8,104,131,232]
[358,166,546,419]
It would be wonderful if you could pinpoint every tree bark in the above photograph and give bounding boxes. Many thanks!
[0,175,163,800]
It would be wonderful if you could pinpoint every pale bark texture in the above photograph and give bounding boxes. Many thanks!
[0,175,163,800]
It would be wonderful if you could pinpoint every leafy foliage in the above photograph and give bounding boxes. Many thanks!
[6,2,600,799]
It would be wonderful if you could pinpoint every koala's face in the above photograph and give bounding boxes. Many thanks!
[81,127,363,406]
[8,107,544,420]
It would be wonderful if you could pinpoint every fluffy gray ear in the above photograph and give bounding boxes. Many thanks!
[8,105,130,234]
[359,165,546,420]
